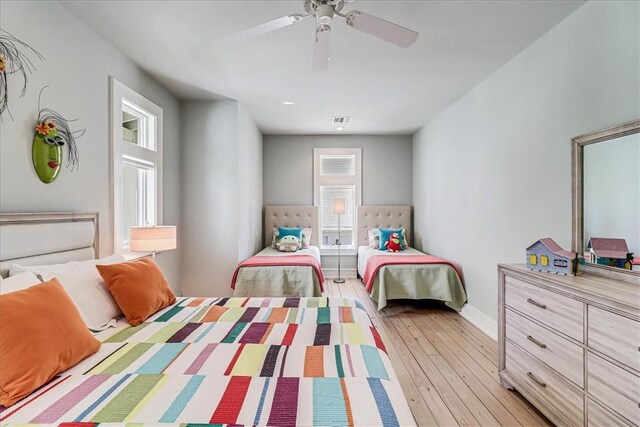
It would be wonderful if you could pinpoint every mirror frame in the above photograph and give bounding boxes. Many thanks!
[571,119,640,279]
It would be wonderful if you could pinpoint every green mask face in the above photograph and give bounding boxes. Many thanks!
[32,129,64,183]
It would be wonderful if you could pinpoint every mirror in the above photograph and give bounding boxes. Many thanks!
[572,120,640,276]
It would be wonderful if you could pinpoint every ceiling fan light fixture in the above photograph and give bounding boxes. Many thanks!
[317,4,335,25]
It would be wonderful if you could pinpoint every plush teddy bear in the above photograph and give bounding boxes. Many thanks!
[277,235,302,252]
[384,232,402,252]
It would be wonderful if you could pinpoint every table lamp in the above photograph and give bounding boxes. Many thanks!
[130,225,177,260]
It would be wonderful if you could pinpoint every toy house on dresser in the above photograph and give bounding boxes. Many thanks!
[526,238,576,275]
[586,237,632,268]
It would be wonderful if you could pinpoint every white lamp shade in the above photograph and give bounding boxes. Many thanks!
[130,226,177,252]
[332,198,346,214]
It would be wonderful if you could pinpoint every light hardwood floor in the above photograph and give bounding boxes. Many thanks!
[323,278,552,427]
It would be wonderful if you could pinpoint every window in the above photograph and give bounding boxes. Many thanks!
[313,148,362,253]
[111,78,163,251]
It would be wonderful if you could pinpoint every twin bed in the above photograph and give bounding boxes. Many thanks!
[232,206,324,298]
[356,206,467,311]
[232,205,467,312]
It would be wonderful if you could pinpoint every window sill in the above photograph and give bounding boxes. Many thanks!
[120,251,153,261]
[320,248,357,256]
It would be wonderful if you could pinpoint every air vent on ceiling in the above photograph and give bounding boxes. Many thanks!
[332,116,352,124]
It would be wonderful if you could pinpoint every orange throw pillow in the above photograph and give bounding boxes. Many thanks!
[97,258,176,326]
[0,278,100,407]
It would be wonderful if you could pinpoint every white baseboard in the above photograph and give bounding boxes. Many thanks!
[459,303,498,341]
[323,268,358,278]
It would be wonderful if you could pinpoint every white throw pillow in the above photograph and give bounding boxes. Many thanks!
[0,271,41,294]
[10,254,125,331]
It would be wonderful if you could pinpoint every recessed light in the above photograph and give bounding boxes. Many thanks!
[336,126,344,131]
[282,101,295,105]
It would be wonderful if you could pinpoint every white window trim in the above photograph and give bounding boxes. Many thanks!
[313,148,362,256]
[110,77,163,254]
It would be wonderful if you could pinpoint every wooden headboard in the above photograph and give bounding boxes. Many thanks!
[357,205,412,247]
[264,206,319,247]
[0,212,99,278]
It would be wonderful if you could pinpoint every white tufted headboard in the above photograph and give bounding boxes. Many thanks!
[357,206,412,247]
[0,212,99,278]
[264,206,319,248]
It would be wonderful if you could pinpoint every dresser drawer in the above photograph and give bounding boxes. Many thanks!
[588,352,640,425]
[505,275,584,341]
[506,308,584,387]
[588,306,640,373]
[587,398,633,427]
[505,340,584,427]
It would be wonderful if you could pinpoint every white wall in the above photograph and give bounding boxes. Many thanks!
[0,1,182,287]
[584,133,640,254]
[263,135,413,272]
[180,101,263,296]
[237,106,264,261]
[412,0,640,321]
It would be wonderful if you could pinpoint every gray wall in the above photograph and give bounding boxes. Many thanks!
[181,101,263,296]
[264,135,412,272]
[264,135,413,206]
[0,1,182,288]
[412,0,640,322]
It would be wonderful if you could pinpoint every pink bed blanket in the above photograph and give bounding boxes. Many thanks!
[231,255,325,290]
[362,254,463,293]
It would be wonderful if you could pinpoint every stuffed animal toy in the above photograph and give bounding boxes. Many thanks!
[277,235,302,252]
[384,232,402,252]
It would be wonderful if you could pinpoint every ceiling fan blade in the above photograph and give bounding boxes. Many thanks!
[345,10,418,48]
[227,14,306,42]
[312,26,331,72]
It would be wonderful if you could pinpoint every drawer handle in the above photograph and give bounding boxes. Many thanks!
[527,372,547,388]
[527,335,547,349]
[526,298,546,309]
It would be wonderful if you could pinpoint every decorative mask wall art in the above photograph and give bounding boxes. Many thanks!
[32,87,84,183]
[0,28,43,118]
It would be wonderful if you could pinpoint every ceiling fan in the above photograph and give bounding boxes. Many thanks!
[228,0,419,72]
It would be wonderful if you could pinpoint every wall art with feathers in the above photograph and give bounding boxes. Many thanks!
[0,28,44,119]
[33,87,85,184]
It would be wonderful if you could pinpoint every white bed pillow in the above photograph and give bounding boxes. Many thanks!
[10,254,125,331]
[0,272,42,294]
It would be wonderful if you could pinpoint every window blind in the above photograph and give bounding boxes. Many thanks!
[320,155,356,176]
[320,186,354,230]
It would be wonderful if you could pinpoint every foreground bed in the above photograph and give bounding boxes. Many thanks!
[0,212,414,427]
[0,296,415,426]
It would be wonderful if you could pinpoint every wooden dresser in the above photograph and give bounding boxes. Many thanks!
[498,264,640,427]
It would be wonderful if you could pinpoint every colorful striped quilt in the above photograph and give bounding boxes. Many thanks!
[0,296,415,426]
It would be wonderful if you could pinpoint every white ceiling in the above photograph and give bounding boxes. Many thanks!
[61,0,584,135]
